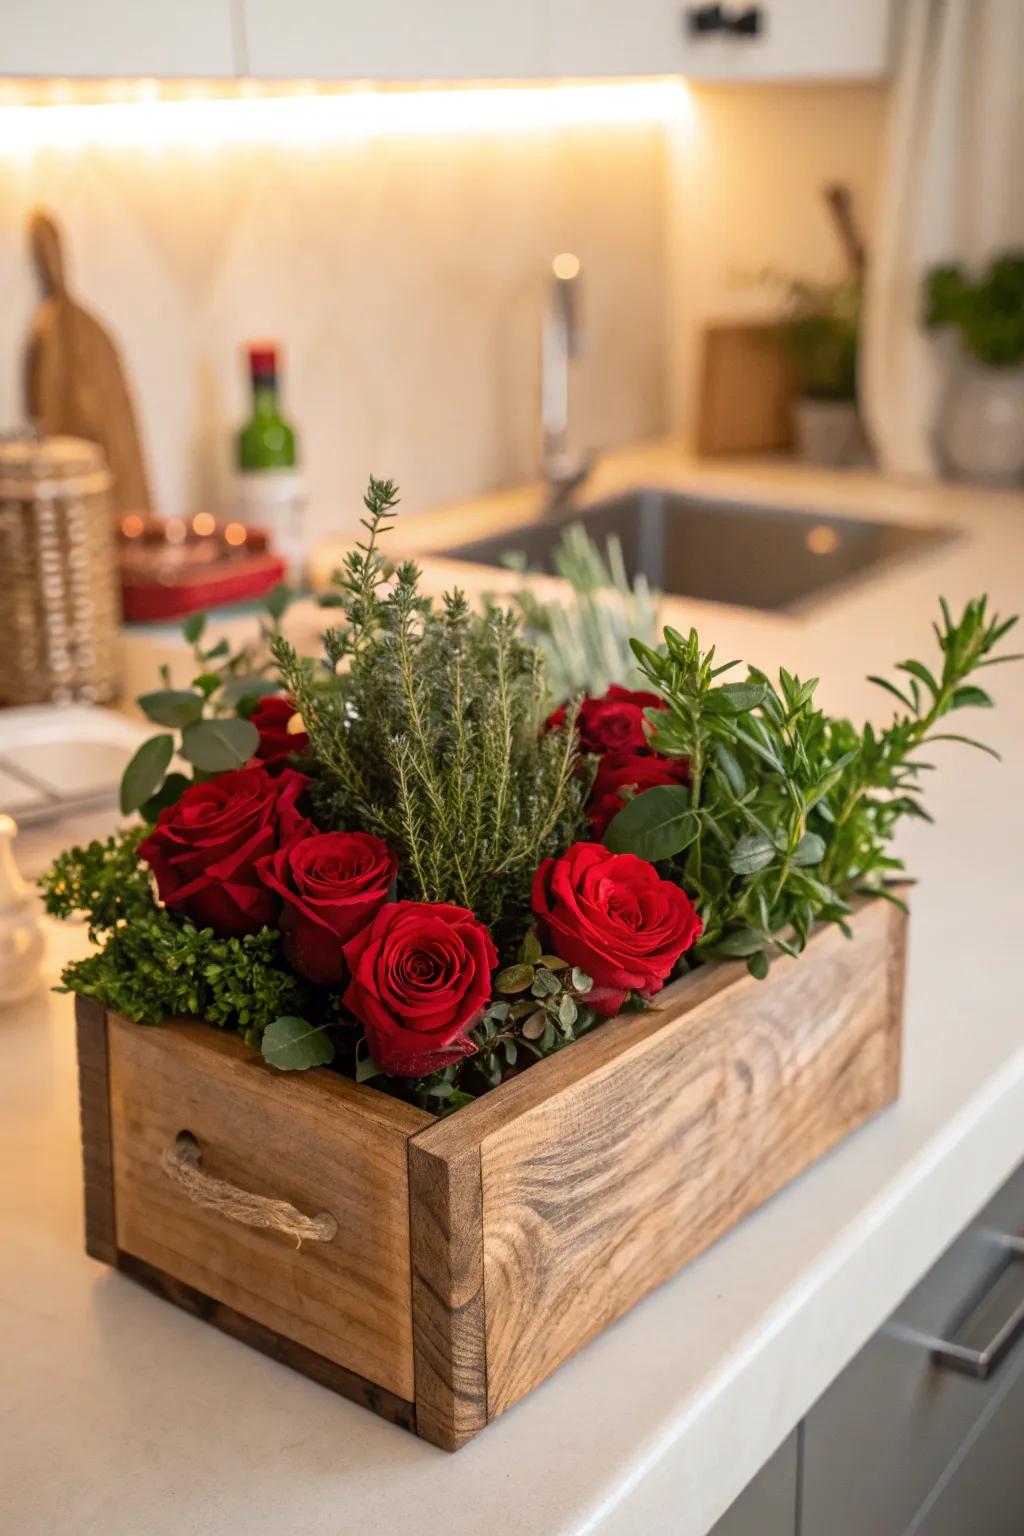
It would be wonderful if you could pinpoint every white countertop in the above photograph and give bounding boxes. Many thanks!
[4,449,1024,1536]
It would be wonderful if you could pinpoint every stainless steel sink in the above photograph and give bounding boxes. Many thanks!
[435,487,951,613]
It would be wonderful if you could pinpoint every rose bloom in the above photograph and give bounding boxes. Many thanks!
[546,684,666,756]
[249,694,309,765]
[343,901,497,1077]
[256,830,397,985]
[532,842,702,1015]
[138,766,308,937]
[587,750,690,837]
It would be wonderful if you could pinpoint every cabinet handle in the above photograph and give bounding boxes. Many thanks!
[930,1235,1024,1380]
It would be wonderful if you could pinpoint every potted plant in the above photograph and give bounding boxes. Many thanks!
[777,274,865,467]
[44,479,1018,1448]
[925,252,1024,485]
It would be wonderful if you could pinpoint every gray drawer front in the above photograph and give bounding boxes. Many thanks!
[914,1347,1024,1536]
[802,1161,1024,1536]
[710,1430,798,1536]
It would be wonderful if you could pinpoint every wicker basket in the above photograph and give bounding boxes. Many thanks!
[0,435,121,706]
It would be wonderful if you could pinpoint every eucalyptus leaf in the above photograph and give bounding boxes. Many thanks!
[120,734,174,815]
[261,1016,334,1071]
[495,963,535,994]
[182,611,206,645]
[140,772,191,823]
[137,689,204,729]
[603,784,697,861]
[181,716,259,772]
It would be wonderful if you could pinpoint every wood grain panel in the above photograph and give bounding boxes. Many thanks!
[408,1136,487,1451]
[106,1014,431,1401]
[476,899,905,1419]
[118,1252,417,1434]
[697,321,796,456]
[75,997,117,1265]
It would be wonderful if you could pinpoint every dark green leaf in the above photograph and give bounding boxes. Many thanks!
[746,950,769,980]
[867,675,915,710]
[926,733,1001,760]
[897,659,940,697]
[949,685,993,710]
[705,680,768,715]
[192,672,222,699]
[264,582,294,622]
[120,734,174,814]
[707,927,764,957]
[182,611,207,645]
[139,772,190,822]
[714,741,746,797]
[260,1016,334,1071]
[729,833,775,875]
[603,784,697,861]
[202,638,230,661]
[137,689,204,729]
[180,717,259,772]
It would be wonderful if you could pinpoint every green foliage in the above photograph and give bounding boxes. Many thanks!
[506,522,662,698]
[612,598,1018,978]
[119,585,296,819]
[39,830,310,1032]
[773,275,861,401]
[261,1015,335,1070]
[272,477,587,942]
[925,253,1024,367]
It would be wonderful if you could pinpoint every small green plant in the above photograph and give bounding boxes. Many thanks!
[925,252,1024,368]
[271,478,588,941]
[607,597,1018,980]
[775,275,860,401]
[505,523,662,698]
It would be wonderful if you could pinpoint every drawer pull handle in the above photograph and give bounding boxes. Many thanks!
[161,1131,338,1248]
[930,1237,1024,1380]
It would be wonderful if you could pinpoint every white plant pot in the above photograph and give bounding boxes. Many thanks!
[792,398,864,468]
[938,361,1024,487]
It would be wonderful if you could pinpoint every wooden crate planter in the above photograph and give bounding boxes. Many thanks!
[76,895,906,1450]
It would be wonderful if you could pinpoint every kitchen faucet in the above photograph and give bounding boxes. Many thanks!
[540,252,592,510]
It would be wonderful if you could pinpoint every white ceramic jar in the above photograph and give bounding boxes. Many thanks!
[938,361,1024,487]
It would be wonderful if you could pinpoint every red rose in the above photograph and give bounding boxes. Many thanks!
[342,901,497,1077]
[546,684,666,755]
[138,766,308,937]
[532,842,702,1015]
[587,750,690,837]
[250,695,309,765]
[256,831,397,985]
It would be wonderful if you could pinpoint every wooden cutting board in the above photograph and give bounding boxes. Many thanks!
[696,320,796,456]
[26,210,152,517]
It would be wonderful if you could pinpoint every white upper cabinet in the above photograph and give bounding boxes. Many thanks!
[243,0,548,81]
[0,0,890,83]
[3,0,237,78]
[544,0,892,81]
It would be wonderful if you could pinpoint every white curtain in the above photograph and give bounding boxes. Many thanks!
[861,0,1024,476]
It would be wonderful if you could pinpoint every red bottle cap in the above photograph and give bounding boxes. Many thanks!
[247,343,279,377]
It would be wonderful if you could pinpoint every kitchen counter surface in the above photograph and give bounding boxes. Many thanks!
[5,445,1024,1536]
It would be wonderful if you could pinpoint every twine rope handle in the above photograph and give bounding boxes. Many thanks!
[160,1131,338,1248]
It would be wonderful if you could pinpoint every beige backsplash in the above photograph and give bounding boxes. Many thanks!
[0,115,669,540]
[0,81,886,543]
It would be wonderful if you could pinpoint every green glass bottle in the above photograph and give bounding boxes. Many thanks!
[238,344,296,470]
[234,343,307,587]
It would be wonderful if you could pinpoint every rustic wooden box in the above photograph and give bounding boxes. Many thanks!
[76,895,906,1450]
